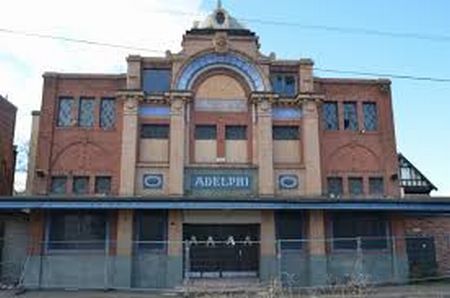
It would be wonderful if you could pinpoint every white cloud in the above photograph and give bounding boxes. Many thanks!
[0,0,206,191]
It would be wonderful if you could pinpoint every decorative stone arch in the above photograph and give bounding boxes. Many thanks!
[175,52,268,92]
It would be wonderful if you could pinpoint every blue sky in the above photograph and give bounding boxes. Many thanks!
[204,0,450,195]
[1,0,448,195]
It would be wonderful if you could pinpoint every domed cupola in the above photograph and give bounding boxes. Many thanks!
[196,0,247,30]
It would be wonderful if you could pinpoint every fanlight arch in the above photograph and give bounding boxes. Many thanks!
[175,52,267,92]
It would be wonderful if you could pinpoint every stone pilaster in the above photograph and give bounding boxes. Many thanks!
[114,210,133,288]
[302,99,322,195]
[167,91,191,196]
[118,92,143,196]
[308,210,327,286]
[126,55,142,90]
[251,93,277,196]
[299,59,314,93]
[260,210,277,282]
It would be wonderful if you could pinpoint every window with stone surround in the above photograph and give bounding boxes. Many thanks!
[100,98,116,129]
[332,213,388,250]
[57,97,74,127]
[363,102,378,131]
[48,211,107,249]
[143,69,171,94]
[78,97,95,128]
[140,124,170,139]
[343,102,358,131]
[272,126,299,140]
[323,101,339,130]
[50,176,67,194]
[270,73,297,97]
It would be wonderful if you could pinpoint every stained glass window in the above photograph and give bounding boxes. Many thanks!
[50,176,67,194]
[323,102,339,130]
[140,124,170,139]
[78,98,95,127]
[100,98,116,129]
[225,126,247,140]
[57,97,74,127]
[349,177,364,195]
[327,177,343,196]
[369,177,384,195]
[343,102,358,131]
[95,176,111,194]
[363,102,378,131]
[272,126,299,140]
[73,176,89,195]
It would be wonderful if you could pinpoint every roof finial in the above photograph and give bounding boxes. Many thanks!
[217,0,222,9]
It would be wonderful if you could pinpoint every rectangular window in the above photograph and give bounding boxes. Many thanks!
[323,102,339,130]
[369,177,384,195]
[349,177,364,196]
[273,126,299,140]
[275,211,303,250]
[225,125,247,140]
[363,102,378,131]
[134,210,167,250]
[333,213,388,250]
[140,124,170,139]
[143,69,171,94]
[50,176,67,194]
[343,102,358,131]
[73,176,89,195]
[271,74,297,97]
[100,98,116,129]
[195,125,217,140]
[327,177,343,197]
[48,211,107,250]
[78,97,95,127]
[95,176,112,194]
[57,97,74,127]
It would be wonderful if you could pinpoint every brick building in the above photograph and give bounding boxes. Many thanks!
[0,95,17,196]
[9,3,449,290]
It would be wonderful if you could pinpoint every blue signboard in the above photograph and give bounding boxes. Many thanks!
[191,174,251,190]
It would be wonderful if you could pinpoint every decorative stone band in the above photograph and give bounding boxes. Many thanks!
[175,52,267,92]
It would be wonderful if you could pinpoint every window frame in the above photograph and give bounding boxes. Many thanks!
[348,177,364,196]
[323,101,339,131]
[331,212,390,251]
[142,69,171,94]
[95,176,112,195]
[46,211,108,251]
[99,97,116,129]
[140,124,170,139]
[72,176,90,195]
[134,210,168,252]
[225,125,247,140]
[194,125,217,140]
[78,97,96,128]
[275,211,304,251]
[363,102,378,131]
[343,102,359,131]
[50,176,68,195]
[272,125,300,140]
[327,177,343,197]
[56,97,74,127]
[369,177,385,195]
[270,73,298,97]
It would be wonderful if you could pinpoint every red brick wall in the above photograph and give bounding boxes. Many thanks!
[403,216,450,276]
[33,74,126,195]
[315,79,400,197]
[0,96,17,196]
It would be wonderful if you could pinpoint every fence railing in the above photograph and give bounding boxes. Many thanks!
[12,234,450,291]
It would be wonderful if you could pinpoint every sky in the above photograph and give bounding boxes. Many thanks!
[0,0,449,195]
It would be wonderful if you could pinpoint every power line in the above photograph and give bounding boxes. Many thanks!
[152,9,450,43]
[0,28,164,54]
[1,27,450,83]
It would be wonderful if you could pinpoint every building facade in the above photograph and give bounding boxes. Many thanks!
[20,4,448,290]
[0,95,16,196]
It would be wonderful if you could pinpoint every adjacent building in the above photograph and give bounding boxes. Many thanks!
[0,95,16,196]
[12,4,448,290]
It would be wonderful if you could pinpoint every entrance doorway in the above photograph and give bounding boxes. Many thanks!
[406,236,438,279]
[183,224,260,278]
